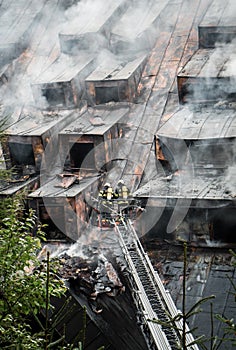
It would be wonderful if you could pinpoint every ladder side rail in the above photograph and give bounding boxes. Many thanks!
[127,220,199,350]
[164,289,200,350]
[123,222,180,348]
[115,223,172,350]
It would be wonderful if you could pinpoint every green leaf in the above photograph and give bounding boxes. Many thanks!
[185,295,215,318]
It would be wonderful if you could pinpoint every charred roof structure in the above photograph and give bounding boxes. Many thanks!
[0,0,45,67]
[59,0,128,54]
[198,0,236,48]
[110,0,169,54]
[0,0,236,349]
[177,47,236,104]
[31,54,95,109]
[58,103,131,173]
[134,0,236,247]
[85,54,147,105]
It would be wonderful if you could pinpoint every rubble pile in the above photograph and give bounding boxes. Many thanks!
[57,248,125,312]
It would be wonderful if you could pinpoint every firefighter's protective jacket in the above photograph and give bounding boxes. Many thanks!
[116,185,130,203]
[99,186,118,202]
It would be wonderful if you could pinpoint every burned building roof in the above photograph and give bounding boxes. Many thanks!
[6,107,77,137]
[59,0,127,54]
[133,169,236,203]
[198,0,236,48]
[59,103,130,136]
[0,0,46,66]
[85,53,147,105]
[110,0,169,52]
[1,0,236,348]
[157,105,236,139]
[177,47,236,104]
[31,53,95,109]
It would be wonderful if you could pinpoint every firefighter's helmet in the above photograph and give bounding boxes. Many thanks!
[118,179,124,185]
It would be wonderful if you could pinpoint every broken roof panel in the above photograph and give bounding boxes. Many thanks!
[4,105,86,171]
[133,169,236,203]
[6,107,77,137]
[59,103,130,136]
[58,103,130,173]
[28,174,99,198]
[0,175,38,196]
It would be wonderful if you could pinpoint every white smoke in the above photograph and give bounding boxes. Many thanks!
[0,0,167,115]
[188,38,236,103]
[0,1,68,115]
[225,164,236,197]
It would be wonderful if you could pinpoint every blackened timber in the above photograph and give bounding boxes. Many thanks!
[28,175,101,241]
[58,103,130,173]
[50,291,115,350]
[0,175,39,196]
[65,287,149,350]
[5,105,86,171]
[177,48,236,104]
[31,53,95,109]
[85,54,147,105]
[133,171,236,202]
[198,0,236,48]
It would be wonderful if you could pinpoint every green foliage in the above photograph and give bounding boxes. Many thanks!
[0,197,66,349]
[149,242,216,349]
[149,243,236,350]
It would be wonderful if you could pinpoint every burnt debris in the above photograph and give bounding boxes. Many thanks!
[58,251,124,302]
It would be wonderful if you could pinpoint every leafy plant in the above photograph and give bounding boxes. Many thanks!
[0,197,66,349]
[149,242,215,349]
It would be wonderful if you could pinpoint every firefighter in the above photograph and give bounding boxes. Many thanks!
[115,179,130,216]
[98,183,117,222]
